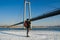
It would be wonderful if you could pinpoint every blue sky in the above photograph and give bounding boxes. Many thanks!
[0,0,60,26]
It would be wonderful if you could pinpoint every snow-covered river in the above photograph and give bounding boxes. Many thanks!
[0,30,60,40]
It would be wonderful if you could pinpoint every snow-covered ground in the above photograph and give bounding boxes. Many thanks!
[0,30,60,40]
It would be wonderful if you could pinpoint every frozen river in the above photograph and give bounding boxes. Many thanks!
[0,30,60,40]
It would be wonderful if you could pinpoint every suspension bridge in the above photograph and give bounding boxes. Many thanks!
[10,9,60,27]
[0,0,60,40]
[0,0,60,28]
[9,0,60,28]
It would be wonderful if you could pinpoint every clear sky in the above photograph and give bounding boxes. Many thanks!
[0,0,60,26]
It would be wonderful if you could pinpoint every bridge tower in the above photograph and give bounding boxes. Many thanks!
[23,0,32,29]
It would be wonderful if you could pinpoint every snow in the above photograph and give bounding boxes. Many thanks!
[0,30,60,40]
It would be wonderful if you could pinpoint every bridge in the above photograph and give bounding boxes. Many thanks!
[9,9,60,27]
[0,0,59,28]
[0,0,60,40]
[9,0,60,28]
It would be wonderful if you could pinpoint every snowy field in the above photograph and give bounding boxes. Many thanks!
[0,30,60,40]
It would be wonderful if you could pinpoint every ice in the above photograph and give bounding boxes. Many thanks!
[0,30,60,40]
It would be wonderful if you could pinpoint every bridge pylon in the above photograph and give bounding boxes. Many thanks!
[23,0,32,29]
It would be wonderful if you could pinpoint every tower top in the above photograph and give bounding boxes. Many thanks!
[24,0,30,2]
